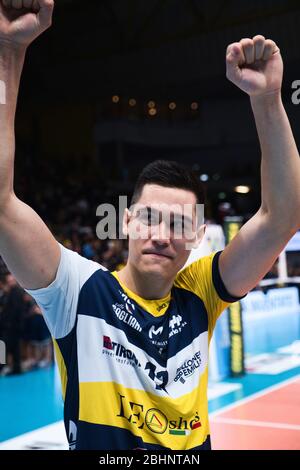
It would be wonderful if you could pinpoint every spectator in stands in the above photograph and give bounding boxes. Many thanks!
[21,292,38,371]
[101,240,127,271]
[25,303,53,369]
[0,274,25,376]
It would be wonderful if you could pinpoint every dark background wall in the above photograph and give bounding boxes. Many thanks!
[14,0,300,218]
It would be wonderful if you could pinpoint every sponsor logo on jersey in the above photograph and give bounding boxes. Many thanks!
[148,314,187,349]
[148,325,167,349]
[112,302,142,332]
[68,420,77,450]
[145,408,168,434]
[119,291,136,315]
[149,325,164,339]
[174,351,202,384]
[117,394,201,436]
[156,302,169,312]
[110,291,142,332]
[169,314,187,338]
[102,336,141,367]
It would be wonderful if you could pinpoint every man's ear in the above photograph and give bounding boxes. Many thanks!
[191,224,206,249]
[122,208,131,238]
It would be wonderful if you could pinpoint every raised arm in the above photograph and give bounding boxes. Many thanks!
[219,35,300,297]
[0,0,60,289]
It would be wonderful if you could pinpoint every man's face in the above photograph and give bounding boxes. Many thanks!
[124,184,205,281]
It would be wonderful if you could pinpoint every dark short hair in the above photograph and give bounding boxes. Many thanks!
[130,160,205,206]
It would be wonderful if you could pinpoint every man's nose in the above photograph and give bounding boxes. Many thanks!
[150,220,171,244]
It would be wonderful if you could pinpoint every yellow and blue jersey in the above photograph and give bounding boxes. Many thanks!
[26,245,241,450]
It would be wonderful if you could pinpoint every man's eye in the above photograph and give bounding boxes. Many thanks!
[171,221,182,230]
[171,218,184,230]
[171,218,193,234]
[137,210,159,225]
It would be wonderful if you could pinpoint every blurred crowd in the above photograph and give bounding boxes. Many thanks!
[0,154,129,376]
[0,273,52,376]
[13,154,129,269]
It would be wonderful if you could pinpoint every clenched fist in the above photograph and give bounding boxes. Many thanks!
[0,0,54,49]
[226,35,283,97]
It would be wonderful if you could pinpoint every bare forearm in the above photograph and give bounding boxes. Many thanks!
[0,1,60,291]
[251,92,300,230]
[0,45,26,203]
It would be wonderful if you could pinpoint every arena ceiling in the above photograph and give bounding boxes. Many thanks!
[36,0,298,99]
[18,0,299,114]
[17,1,300,188]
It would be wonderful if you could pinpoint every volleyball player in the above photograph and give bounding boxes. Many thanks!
[0,0,299,449]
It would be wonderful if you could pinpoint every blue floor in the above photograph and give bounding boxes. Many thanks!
[0,366,63,442]
[1,363,300,443]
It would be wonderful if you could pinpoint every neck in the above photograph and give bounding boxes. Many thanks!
[117,262,174,300]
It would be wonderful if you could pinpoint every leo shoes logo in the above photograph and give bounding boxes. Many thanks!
[117,394,201,436]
